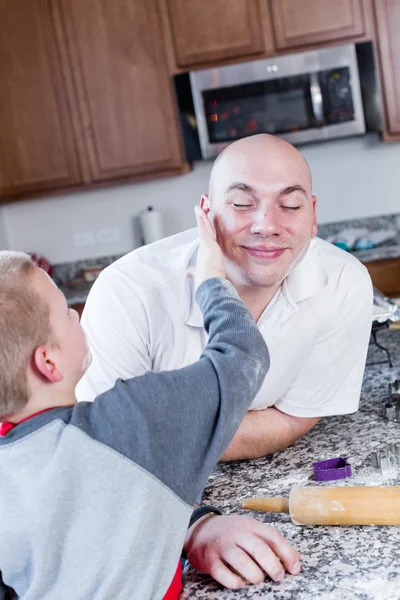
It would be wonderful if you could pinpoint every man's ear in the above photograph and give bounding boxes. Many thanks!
[311,195,318,238]
[33,346,63,383]
[200,194,211,214]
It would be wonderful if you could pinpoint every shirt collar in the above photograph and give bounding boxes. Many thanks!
[0,407,56,437]
[185,237,328,328]
[282,238,328,306]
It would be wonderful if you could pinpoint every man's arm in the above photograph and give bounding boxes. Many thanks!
[221,407,320,461]
[221,264,373,462]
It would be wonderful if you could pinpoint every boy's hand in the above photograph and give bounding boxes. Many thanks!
[195,206,226,290]
[183,514,301,589]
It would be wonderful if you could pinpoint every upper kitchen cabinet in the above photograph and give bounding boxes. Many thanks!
[162,0,266,69]
[0,0,82,199]
[58,0,186,183]
[270,0,367,50]
[374,0,400,137]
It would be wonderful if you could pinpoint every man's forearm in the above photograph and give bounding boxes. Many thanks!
[220,407,320,461]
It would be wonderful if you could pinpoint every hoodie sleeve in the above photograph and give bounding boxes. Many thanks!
[74,278,270,506]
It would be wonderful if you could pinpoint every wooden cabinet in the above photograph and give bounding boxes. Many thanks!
[366,257,400,297]
[0,0,186,201]
[58,0,185,182]
[0,0,82,198]
[374,0,400,136]
[1,0,399,201]
[270,0,366,49]
[163,0,265,68]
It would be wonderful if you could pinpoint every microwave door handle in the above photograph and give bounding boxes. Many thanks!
[310,72,324,127]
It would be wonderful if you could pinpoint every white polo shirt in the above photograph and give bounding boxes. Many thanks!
[77,228,373,418]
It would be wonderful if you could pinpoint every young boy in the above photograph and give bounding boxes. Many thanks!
[0,209,299,599]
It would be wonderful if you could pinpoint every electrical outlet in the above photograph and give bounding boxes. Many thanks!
[97,228,120,244]
[73,230,96,247]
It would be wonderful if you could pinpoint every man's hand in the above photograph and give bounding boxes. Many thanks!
[183,514,300,590]
[194,205,226,289]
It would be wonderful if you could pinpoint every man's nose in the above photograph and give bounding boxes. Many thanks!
[249,207,283,236]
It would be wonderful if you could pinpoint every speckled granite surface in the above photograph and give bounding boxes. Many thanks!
[53,255,122,306]
[318,213,400,263]
[182,329,400,599]
[59,282,93,306]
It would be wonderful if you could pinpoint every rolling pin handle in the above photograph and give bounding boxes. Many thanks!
[242,497,290,513]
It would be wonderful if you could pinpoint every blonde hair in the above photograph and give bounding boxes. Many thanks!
[0,251,51,419]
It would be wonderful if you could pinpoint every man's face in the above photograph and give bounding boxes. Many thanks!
[34,268,91,385]
[203,147,317,289]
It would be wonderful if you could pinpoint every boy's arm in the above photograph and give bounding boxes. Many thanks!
[80,277,269,507]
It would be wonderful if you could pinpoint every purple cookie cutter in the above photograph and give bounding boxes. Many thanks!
[312,456,352,482]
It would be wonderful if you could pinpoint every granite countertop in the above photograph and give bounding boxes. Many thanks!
[60,281,93,306]
[318,213,400,264]
[53,254,121,306]
[182,329,400,600]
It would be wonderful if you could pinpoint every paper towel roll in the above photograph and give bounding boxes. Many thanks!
[139,206,165,245]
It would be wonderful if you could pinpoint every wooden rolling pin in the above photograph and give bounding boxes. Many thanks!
[242,486,400,525]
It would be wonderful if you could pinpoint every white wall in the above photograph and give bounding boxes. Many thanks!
[1,133,400,263]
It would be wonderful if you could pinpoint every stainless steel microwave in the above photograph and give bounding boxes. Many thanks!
[189,43,366,159]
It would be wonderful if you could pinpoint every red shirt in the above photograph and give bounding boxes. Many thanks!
[163,560,183,599]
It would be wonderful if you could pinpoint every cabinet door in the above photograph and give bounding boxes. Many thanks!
[0,0,81,199]
[375,0,400,135]
[165,0,264,68]
[366,258,400,297]
[270,0,366,49]
[59,0,185,183]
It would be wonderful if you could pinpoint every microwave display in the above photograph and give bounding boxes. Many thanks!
[203,67,354,144]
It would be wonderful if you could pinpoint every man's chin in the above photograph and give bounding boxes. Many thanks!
[240,266,289,289]
[227,269,281,289]
[246,277,284,289]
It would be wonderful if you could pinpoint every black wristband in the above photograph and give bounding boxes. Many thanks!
[189,505,223,529]
[182,505,223,560]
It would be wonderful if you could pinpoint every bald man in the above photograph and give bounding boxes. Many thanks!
[78,133,372,459]
[76,134,372,588]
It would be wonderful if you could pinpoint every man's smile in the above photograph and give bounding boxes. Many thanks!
[241,245,287,260]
